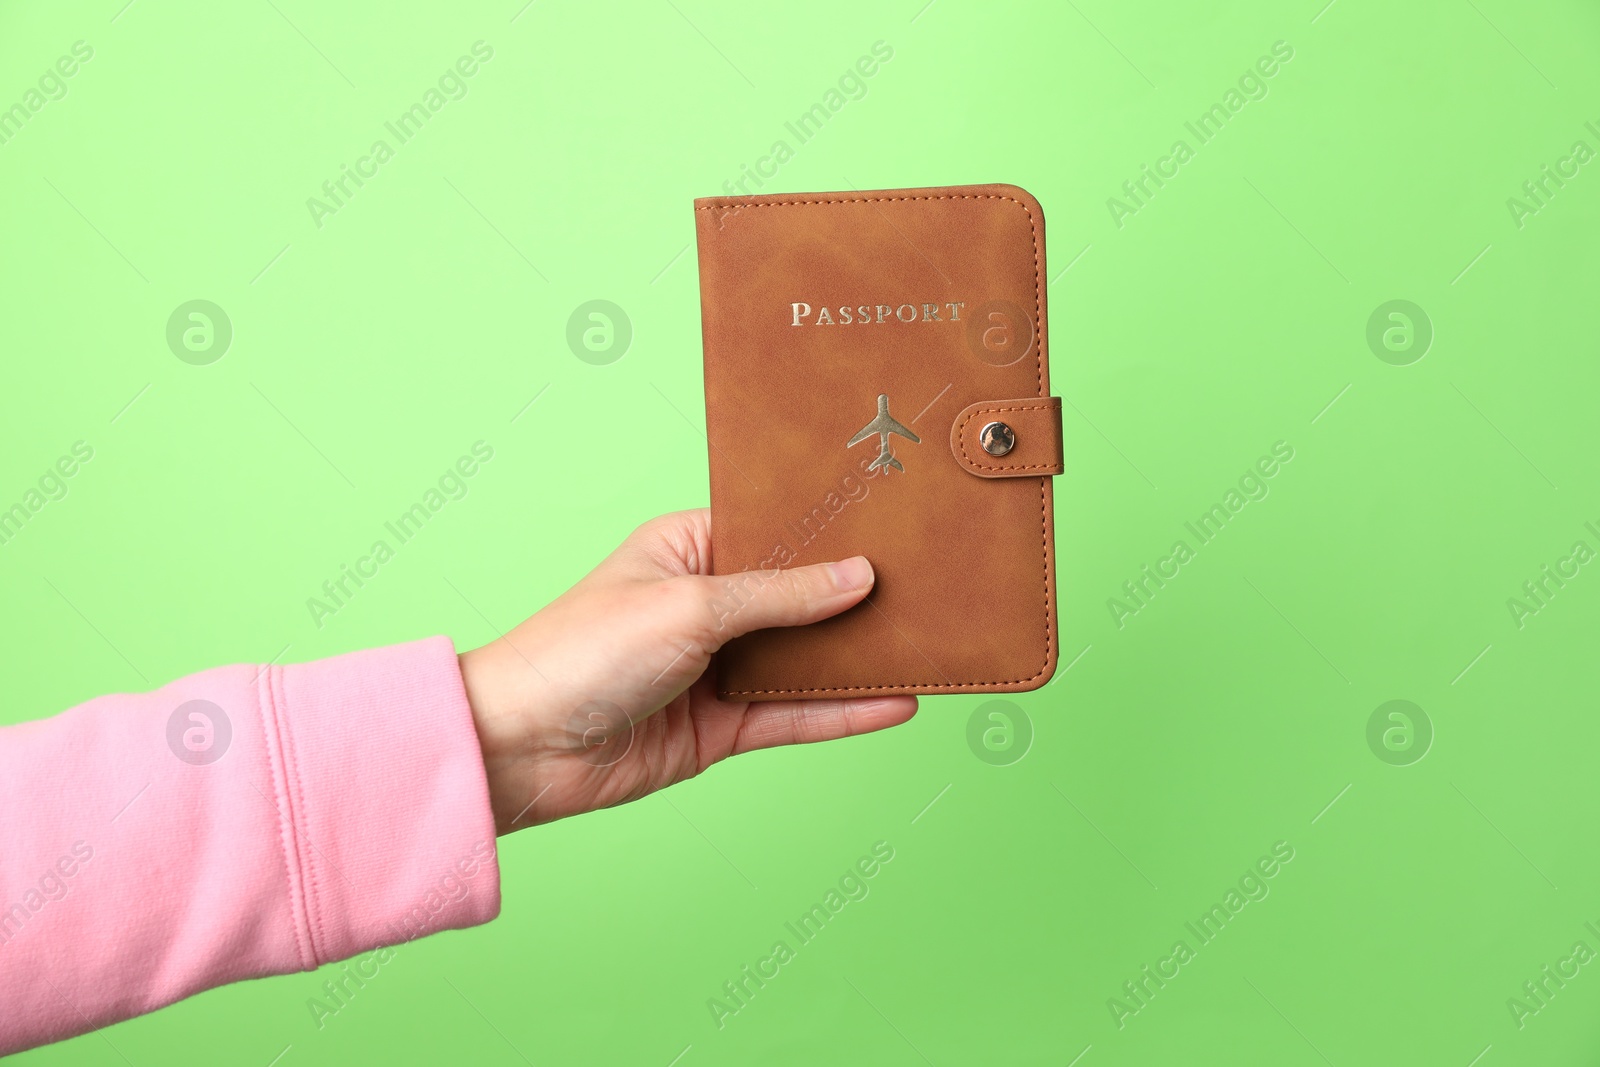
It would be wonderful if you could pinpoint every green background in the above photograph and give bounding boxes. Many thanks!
[2,0,1598,1062]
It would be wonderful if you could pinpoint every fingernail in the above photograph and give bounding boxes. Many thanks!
[828,556,873,593]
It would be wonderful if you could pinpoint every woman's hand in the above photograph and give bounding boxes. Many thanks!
[457,509,918,833]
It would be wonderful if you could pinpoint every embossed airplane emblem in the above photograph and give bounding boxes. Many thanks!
[847,394,921,473]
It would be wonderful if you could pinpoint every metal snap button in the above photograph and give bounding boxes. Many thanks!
[978,420,1015,457]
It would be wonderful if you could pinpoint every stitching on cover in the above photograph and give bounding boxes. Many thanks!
[956,401,1062,473]
[707,193,1056,695]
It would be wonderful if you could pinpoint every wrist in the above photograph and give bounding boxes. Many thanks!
[459,646,532,834]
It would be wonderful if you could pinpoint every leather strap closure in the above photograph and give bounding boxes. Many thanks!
[949,397,1063,478]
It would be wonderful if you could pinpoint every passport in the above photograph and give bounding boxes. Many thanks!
[694,183,1063,700]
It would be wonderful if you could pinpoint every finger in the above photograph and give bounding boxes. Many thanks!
[634,508,713,575]
[730,695,918,755]
[598,509,714,581]
[688,557,874,640]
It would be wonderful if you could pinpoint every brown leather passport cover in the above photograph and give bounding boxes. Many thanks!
[694,183,1061,701]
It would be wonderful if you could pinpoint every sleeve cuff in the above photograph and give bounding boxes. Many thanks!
[262,635,501,966]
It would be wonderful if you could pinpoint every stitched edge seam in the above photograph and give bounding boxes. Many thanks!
[696,194,1028,210]
[273,663,329,962]
[258,663,317,969]
[713,192,1056,695]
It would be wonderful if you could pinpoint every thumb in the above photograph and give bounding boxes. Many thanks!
[694,556,875,641]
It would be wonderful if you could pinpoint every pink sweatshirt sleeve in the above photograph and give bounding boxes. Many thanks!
[0,636,501,1056]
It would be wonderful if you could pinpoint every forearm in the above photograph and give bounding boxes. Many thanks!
[0,637,500,1055]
